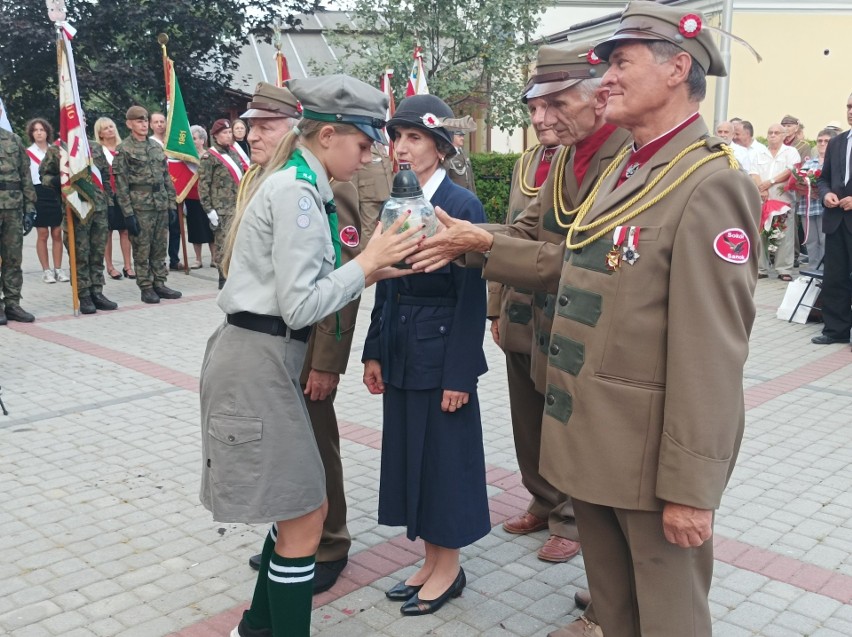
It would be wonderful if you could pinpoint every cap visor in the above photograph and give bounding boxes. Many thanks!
[594,32,662,62]
[354,123,387,144]
[524,79,583,101]
[240,108,292,119]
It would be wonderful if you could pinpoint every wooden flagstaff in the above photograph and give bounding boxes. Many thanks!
[158,33,191,274]
[65,204,80,315]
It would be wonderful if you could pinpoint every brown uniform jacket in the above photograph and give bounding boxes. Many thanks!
[350,145,392,245]
[298,179,364,382]
[539,117,760,512]
[487,145,548,355]
[481,128,632,391]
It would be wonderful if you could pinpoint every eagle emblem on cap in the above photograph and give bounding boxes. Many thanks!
[421,113,439,128]
[679,14,702,38]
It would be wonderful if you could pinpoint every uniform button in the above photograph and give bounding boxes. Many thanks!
[558,295,569,306]
[439,325,447,334]
[550,344,560,356]
[227,435,236,442]
[400,315,407,323]
[546,393,555,405]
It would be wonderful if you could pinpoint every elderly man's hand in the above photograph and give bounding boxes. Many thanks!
[408,207,493,272]
[839,196,852,211]
[662,502,713,548]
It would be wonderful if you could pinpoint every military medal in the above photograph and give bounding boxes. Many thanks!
[624,162,640,178]
[622,226,640,265]
[607,226,627,270]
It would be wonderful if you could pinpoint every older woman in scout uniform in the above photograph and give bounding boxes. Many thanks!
[361,94,489,617]
[198,118,242,288]
[199,74,421,637]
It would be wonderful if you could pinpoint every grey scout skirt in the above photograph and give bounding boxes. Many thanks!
[199,321,325,523]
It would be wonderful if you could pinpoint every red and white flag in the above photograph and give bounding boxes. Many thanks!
[406,47,429,97]
[380,67,396,167]
[58,26,96,220]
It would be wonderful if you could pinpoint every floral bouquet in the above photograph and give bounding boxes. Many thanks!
[784,162,821,197]
[761,199,789,255]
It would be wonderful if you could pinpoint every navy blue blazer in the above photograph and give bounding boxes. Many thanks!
[363,174,488,393]
[817,130,852,234]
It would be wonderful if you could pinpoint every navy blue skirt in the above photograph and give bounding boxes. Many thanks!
[378,385,491,548]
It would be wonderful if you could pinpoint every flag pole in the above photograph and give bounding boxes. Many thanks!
[158,33,191,275]
[55,24,79,315]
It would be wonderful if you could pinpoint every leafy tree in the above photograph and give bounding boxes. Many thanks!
[0,0,318,133]
[314,0,548,133]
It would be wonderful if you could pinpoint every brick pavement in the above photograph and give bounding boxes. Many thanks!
[2,232,852,636]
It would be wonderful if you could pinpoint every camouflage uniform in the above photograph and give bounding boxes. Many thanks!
[40,142,110,300]
[112,136,176,290]
[0,127,37,311]
[197,142,240,278]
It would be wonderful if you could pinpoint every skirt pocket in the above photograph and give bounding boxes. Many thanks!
[207,414,263,487]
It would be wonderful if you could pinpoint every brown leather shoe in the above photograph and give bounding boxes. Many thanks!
[547,615,604,637]
[574,589,591,609]
[538,535,581,562]
[503,511,548,534]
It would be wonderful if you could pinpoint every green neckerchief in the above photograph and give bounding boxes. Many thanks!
[282,148,342,340]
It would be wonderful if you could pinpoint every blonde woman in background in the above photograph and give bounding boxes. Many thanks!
[94,117,134,279]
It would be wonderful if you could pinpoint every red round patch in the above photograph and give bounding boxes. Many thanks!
[679,14,702,38]
[713,228,750,264]
[340,225,360,248]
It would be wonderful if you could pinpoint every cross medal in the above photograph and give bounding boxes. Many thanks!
[608,226,641,270]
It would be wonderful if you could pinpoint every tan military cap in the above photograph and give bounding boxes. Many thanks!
[287,74,389,144]
[240,82,301,120]
[523,43,608,102]
[125,105,148,120]
[781,114,800,126]
[594,1,727,77]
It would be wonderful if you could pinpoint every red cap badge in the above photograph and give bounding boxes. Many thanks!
[714,228,750,264]
[340,225,360,248]
[679,14,702,38]
[586,49,601,65]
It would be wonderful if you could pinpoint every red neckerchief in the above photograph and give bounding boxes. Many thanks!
[616,112,700,187]
[535,145,558,187]
[573,123,618,188]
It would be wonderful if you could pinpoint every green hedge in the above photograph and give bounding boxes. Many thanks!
[471,152,520,224]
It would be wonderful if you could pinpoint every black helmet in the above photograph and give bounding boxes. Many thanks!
[386,95,457,156]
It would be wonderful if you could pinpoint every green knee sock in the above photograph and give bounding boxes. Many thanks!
[267,551,315,637]
[243,525,276,630]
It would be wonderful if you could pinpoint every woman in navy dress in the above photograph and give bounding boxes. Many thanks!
[362,95,490,616]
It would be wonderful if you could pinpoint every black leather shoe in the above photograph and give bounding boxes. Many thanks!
[811,334,850,345]
[141,288,160,304]
[218,276,226,290]
[248,553,261,571]
[0,307,6,326]
[91,292,118,310]
[574,589,591,609]
[400,568,465,616]
[79,295,97,314]
[5,305,35,323]
[386,580,423,601]
[153,285,182,299]
[313,557,348,594]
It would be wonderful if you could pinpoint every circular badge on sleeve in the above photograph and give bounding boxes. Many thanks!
[340,225,360,247]
[298,196,312,211]
[296,214,311,228]
[713,228,750,264]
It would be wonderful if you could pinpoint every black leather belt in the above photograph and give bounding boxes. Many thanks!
[227,312,311,341]
[0,182,21,191]
[129,183,162,192]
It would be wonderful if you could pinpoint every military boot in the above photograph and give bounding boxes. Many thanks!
[141,288,161,304]
[5,305,35,323]
[79,295,97,314]
[91,292,118,310]
[0,306,7,326]
[153,285,182,299]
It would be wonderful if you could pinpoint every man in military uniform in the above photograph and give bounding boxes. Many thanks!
[352,142,392,245]
[412,41,634,637]
[442,129,476,193]
[491,81,578,564]
[40,140,118,314]
[0,103,37,325]
[198,118,241,289]
[239,82,384,593]
[113,105,181,304]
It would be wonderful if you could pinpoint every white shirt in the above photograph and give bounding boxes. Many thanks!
[749,144,799,203]
[422,167,447,202]
[845,130,852,185]
[730,142,751,173]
